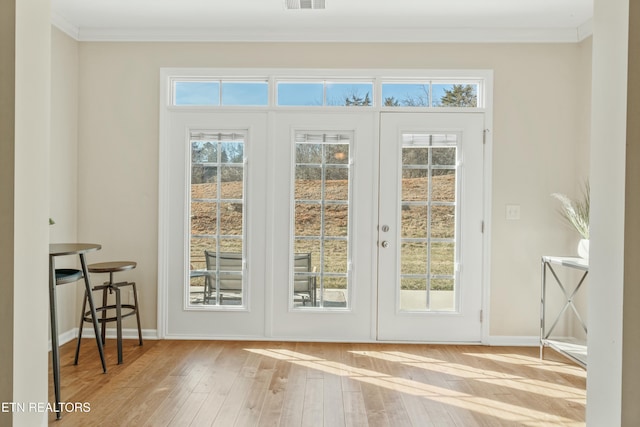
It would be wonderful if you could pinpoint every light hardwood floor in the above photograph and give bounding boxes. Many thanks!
[48,339,586,426]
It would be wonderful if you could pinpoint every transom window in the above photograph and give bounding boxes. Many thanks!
[174,80,268,106]
[169,76,484,108]
[277,81,374,106]
[381,81,479,108]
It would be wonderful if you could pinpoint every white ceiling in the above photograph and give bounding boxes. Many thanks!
[51,0,594,43]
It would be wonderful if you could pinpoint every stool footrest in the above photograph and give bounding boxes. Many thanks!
[83,305,138,323]
[92,281,135,291]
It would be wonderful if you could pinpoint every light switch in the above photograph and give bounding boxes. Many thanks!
[506,204,520,220]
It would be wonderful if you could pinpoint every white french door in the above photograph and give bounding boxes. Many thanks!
[163,112,268,338]
[268,112,377,340]
[161,110,485,342]
[377,113,485,342]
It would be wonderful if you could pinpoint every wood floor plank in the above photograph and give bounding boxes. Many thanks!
[301,378,323,427]
[342,390,368,427]
[388,345,458,427]
[256,359,291,427]
[339,343,363,394]
[278,347,308,427]
[234,359,276,427]
[210,348,262,427]
[167,391,209,427]
[189,361,245,426]
[322,362,346,427]
[366,345,413,427]
[349,346,392,427]
[117,374,185,426]
[141,373,200,426]
[48,340,586,427]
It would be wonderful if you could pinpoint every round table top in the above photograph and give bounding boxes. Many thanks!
[88,261,137,273]
[49,243,101,256]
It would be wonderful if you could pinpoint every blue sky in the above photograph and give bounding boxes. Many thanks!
[175,81,476,107]
[175,81,269,106]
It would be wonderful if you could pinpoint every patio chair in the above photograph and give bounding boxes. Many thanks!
[293,252,317,306]
[204,250,243,304]
[200,251,317,306]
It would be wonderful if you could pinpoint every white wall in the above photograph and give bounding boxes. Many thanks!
[75,41,591,338]
[11,0,51,425]
[50,28,80,337]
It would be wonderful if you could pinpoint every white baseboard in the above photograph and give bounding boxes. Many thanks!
[486,336,540,346]
[52,331,539,349]
[77,327,158,340]
[47,329,79,351]
[49,328,158,351]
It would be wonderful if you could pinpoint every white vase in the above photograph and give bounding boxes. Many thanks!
[578,239,589,260]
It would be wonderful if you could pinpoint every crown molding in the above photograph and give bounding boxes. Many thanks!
[51,12,79,40]
[577,18,593,41]
[51,20,594,44]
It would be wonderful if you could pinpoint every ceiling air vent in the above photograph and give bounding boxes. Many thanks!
[286,0,325,10]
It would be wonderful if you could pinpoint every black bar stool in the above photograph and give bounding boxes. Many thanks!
[75,261,143,364]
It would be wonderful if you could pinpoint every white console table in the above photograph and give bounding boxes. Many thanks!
[540,255,588,368]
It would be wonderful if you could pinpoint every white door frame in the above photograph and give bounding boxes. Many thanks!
[157,68,493,343]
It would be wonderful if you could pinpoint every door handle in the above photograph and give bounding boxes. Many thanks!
[381,241,390,248]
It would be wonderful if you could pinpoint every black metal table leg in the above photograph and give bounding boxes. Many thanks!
[48,255,62,420]
[80,254,107,373]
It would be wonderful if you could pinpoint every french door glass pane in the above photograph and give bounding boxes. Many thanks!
[431,205,455,239]
[325,168,349,200]
[399,133,457,311]
[432,170,455,202]
[294,203,322,236]
[401,242,428,276]
[324,204,348,237]
[431,242,455,277]
[292,132,351,308]
[402,205,428,238]
[402,169,429,201]
[324,240,348,273]
[295,167,322,199]
[189,132,245,307]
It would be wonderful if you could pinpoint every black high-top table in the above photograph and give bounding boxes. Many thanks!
[49,243,107,419]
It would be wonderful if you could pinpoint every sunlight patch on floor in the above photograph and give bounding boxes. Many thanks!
[246,347,583,425]
[349,350,585,400]
[465,352,587,378]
